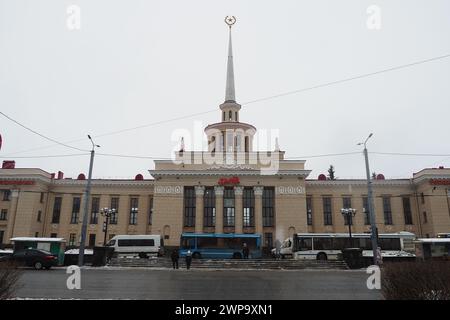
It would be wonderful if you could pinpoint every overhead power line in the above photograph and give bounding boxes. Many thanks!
[2,53,450,156]
[0,111,89,152]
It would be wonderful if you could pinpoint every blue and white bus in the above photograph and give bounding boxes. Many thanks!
[179,233,262,259]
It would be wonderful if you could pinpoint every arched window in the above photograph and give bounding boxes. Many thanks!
[229,111,232,121]
[223,112,225,121]
[245,136,249,152]
[235,112,238,122]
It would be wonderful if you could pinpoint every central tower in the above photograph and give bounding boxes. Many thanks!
[205,17,257,153]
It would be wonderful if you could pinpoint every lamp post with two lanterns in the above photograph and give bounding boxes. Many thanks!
[341,208,357,247]
[100,207,116,246]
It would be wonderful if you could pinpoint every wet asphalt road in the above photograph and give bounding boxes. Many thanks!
[13,267,381,300]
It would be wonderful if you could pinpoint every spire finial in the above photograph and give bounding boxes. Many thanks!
[224,16,236,102]
[225,16,236,28]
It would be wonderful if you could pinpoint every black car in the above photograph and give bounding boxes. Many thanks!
[0,248,58,270]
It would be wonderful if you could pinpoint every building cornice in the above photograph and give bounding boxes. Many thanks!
[52,179,155,188]
[412,174,450,184]
[149,169,311,178]
[306,179,412,187]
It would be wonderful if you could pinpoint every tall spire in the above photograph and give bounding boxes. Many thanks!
[225,16,236,103]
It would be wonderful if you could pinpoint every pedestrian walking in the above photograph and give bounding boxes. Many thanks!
[171,248,179,269]
[275,239,282,260]
[185,250,192,270]
[242,243,250,259]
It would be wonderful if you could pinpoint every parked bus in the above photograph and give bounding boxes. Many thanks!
[437,233,450,238]
[415,237,450,260]
[179,233,262,259]
[106,235,164,258]
[273,232,416,260]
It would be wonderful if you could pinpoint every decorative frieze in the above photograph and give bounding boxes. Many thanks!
[154,185,183,194]
[276,186,305,195]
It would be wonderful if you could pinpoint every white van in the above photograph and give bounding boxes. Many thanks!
[106,235,164,258]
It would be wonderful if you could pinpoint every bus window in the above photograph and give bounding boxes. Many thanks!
[181,237,195,249]
[314,238,333,250]
[359,238,372,250]
[197,237,219,249]
[298,238,312,251]
[379,238,401,250]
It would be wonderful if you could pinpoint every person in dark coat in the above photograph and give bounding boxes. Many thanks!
[185,250,193,270]
[242,243,250,259]
[171,249,179,269]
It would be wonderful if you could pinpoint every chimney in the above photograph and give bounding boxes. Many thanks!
[2,160,15,169]
[57,171,64,179]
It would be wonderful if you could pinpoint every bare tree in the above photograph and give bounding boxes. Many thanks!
[0,262,22,300]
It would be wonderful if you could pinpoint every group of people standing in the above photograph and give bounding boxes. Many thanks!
[170,242,251,269]
[170,249,192,269]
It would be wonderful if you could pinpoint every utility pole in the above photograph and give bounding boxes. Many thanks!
[359,133,379,265]
[78,135,100,266]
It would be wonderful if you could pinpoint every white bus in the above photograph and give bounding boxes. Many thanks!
[274,232,416,260]
[415,237,450,260]
[106,235,164,258]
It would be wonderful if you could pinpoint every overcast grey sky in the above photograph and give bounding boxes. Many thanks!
[1,0,449,180]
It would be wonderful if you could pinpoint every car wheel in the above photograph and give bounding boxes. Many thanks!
[232,252,242,259]
[34,261,43,270]
[192,252,201,259]
[317,253,327,261]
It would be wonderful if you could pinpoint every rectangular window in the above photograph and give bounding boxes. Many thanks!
[90,197,100,224]
[323,197,333,225]
[264,232,273,248]
[203,187,216,227]
[50,233,57,238]
[423,211,428,223]
[306,197,313,226]
[70,197,81,224]
[362,197,370,225]
[421,192,425,204]
[224,187,235,227]
[383,197,393,225]
[37,210,42,222]
[110,197,119,224]
[402,197,413,225]
[88,234,96,247]
[40,192,45,203]
[0,230,4,244]
[2,190,11,201]
[129,197,139,225]
[184,187,196,227]
[34,232,39,237]
[262,187,275,227]
[52,197,62,224]
[148,197,153,225]
[0,209,7,221]
[343,197,352,225]
[243,187,254,227]
[69,233,77,246]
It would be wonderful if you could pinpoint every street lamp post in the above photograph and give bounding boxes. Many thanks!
[341,208,357,247]
[358,133,379,265]
[101,207,115,246]
[78,135,100,267]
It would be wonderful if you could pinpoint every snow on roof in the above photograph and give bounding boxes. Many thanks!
[10,237,66,242]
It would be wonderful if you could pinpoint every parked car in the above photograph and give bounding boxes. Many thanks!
[0,248,58,270]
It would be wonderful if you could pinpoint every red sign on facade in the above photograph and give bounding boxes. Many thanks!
[430,179,450,186]
[0,180,35,185]
[218,176,240,185]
